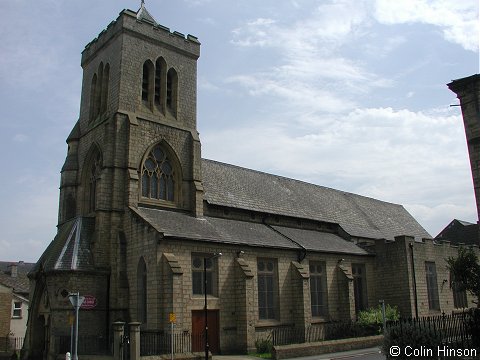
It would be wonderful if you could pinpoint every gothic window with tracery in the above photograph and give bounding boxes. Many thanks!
[141,144,175,202]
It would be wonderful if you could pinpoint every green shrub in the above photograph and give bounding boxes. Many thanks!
[467,308,480,348]
[255,338,273,354]
[324,321,377,340]
[383,322,441,359]
[357,304,400,327]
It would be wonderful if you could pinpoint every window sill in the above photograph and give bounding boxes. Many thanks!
[255,320,282,328]
[138,199,178,209]
[311,317,329,324]
[192,294,219,299]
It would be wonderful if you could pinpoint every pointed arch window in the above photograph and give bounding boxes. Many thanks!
[140,59,178,118]
[137,257,147,323]
[141,144,175,202]
[155,58,166,111]
[89,74,98,122]
[141,61,154,107]
[89,62,110,122]
[88,152,102,213]
[100,64,110,114]
[166,68,178,116]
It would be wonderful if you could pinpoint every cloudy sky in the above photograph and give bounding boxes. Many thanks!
[0,0,478,262]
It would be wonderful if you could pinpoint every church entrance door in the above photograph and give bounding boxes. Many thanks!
[191,310,219,354]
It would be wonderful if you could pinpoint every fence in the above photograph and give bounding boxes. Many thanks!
[0,337,24,352]
[141,330,202,356]
[386,310,480,349]
[55,335,111,355]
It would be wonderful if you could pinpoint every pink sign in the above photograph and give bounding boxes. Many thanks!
[80,295,97,309]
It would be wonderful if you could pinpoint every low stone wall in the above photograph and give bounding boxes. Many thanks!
[272,335,384,360]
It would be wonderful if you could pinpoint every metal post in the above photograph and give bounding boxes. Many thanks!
[70,312,74,357]
[204,257,208,360]
[68,293,85,360]
[171,321,174,360]
[75,296,79,360]
[409,242,419,318]
[379,300,386,333]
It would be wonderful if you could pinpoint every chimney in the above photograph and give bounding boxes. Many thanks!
[8,263,18,278]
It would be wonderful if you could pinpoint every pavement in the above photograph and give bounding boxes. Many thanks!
[213,347,385,360]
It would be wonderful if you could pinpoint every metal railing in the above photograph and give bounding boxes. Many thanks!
[55,335,111,355]
[0,337,24,352]
[141,330,202,356]
[386,309,480,349]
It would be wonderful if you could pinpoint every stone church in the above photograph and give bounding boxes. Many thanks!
[24,5,479,359]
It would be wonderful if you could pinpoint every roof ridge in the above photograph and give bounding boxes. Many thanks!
[201,158,402,207]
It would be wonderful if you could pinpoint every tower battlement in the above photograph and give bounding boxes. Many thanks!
[82,8,200,67]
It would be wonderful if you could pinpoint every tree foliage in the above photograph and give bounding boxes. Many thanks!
[446,247,480,305]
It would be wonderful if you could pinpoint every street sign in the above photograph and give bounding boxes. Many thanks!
[80,295,97,309]
[69,294,85,308]
[169,313,176,323]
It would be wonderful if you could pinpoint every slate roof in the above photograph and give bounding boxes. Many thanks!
[30,217,95,275]
[435,219,479,246]
[132,207,370,256]
[0,261,34,295]
[201,159,431,241]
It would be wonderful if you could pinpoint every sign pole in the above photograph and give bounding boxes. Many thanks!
[69,293,85,360]
[169,313,176,360]
[70,311,74,357]
[75,295,79,360]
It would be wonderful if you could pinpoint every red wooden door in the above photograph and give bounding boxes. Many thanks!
[192,310,220,353]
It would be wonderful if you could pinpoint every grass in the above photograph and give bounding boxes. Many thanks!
[249,352,272,359]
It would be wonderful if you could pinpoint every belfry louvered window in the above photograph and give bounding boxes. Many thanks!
[141,144,175,201]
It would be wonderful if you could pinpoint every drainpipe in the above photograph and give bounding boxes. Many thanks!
[409,242,419,318]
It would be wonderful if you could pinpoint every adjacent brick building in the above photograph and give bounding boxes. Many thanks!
[0,262,34,352]
[24,5,479,359]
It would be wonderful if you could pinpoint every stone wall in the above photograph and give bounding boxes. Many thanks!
[124,210,377,352]
[376,236,480,318]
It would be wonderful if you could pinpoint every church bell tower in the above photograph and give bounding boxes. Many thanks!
[59,4,204,227]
